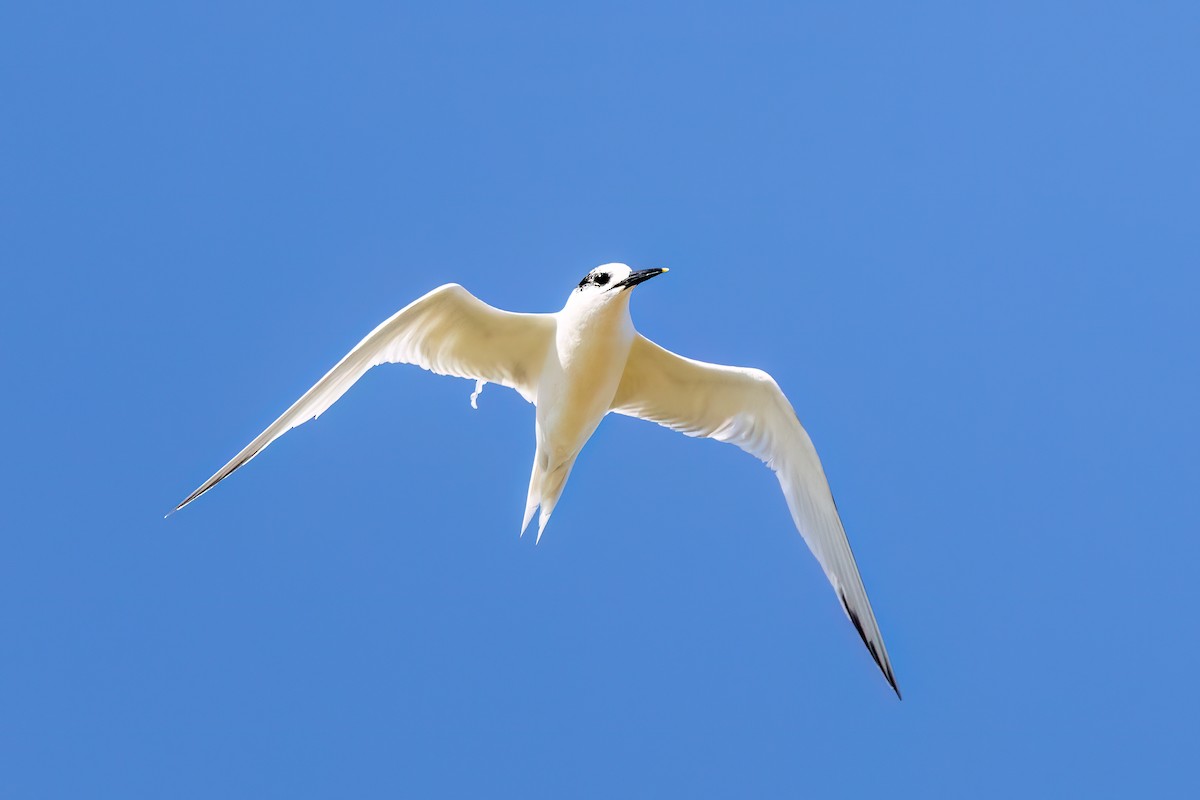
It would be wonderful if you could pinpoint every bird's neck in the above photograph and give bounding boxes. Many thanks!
[555,293,634,365]
[559,291,631,337]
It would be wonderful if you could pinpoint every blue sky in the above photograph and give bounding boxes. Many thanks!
[2,2,1197,797]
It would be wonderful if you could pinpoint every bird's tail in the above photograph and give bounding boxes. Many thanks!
[520,444,577,544]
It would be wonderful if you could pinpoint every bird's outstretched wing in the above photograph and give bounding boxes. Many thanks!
[611,334,899,696]
[174,284,554,512]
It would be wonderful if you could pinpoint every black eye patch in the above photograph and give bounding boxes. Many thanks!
[577,272,612,289]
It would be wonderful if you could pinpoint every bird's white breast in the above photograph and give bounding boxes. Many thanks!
[536,299,635,463]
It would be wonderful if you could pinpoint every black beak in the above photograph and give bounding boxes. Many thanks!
[615,267,669,290]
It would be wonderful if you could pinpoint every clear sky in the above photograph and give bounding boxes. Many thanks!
[2,2,1197,797]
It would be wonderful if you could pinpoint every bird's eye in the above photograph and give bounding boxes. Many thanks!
[594,273,610,286]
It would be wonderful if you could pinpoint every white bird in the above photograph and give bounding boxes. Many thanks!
[173,264,900,696]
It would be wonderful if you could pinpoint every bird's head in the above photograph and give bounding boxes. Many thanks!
[567,263,668,311]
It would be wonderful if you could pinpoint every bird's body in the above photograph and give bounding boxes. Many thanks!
[174,263,900,696]
[526,278,638,537]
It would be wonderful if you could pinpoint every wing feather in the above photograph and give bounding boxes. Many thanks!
[174,284,553,512]
[611,334,899,696]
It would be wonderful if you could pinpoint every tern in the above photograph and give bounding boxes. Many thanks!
[173,264,899,696]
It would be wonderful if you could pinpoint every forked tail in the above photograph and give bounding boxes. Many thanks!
[520,444,578,544]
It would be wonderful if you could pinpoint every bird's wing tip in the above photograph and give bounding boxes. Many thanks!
[838,588,900,699]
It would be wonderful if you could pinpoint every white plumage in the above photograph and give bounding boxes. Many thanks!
[174,263,899,696]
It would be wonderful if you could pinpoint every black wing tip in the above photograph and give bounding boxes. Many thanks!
[839,589,902,700]
[168,482,214,517]
[170,452,256,518]
[171,487,207,515]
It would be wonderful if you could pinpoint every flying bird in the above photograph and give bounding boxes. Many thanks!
[173,264,899,696]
